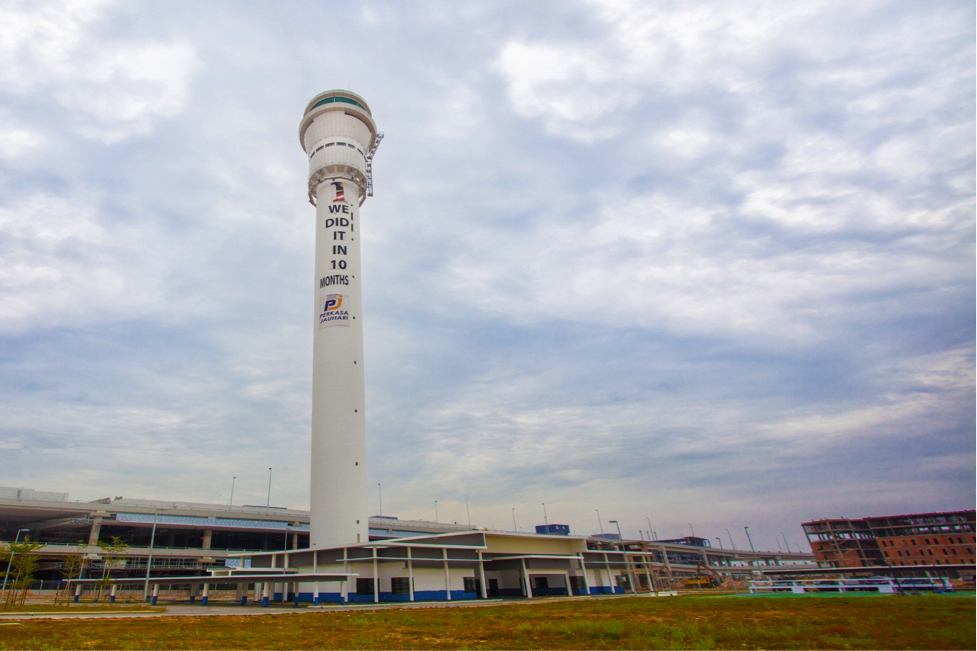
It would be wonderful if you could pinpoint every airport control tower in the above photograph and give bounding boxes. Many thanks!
[299,90,381,549]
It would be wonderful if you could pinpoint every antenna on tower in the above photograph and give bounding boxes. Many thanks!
[365,132,384,197]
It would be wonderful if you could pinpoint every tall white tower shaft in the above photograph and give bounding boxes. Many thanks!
[299,91,379,549]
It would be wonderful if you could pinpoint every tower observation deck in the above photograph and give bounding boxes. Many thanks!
[300,90,380,549]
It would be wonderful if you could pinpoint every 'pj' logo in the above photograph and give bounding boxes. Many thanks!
[323,295,344,311]
[332,181,345,203]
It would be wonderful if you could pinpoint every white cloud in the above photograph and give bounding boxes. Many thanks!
[0,193,168,334]
[432,184,967,344]
[493,0,973,148]
[0,0,197,142]
[0,117,42,160]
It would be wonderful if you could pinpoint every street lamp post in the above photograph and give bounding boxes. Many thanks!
[465,495,471,527]
[744,526,756,567]
[434,501,438,523]
[688,523,696,538]
[645,517,654,540]
[266,467,273,508]
[229,476,236,506]
[1,528,30,603]
[511,508,517,532]
[596,510,604,535]
[542,503,549,528]
[716,537,723,550]
[725,528,737,550]
[608,520,637,593]
[143,508,163,601]
[378,484,382,517]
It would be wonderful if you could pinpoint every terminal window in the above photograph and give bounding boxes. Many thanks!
[355,578,374,596]
[391,578,411,595]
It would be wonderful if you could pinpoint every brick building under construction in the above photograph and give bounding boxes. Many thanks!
[802,510,975,568]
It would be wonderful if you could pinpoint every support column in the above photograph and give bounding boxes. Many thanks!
[341,548,348,605]
[151,584,160,606]
[602,552,613,594]
[372,546,379,604]
[313,548,319,606]
[442,548,452,601]
[87,516,103,546]
[282,550,290,605]
[643,550,654,593]
[477,550,487,599]
[202,529,213,552]
[262,582,270,607]
[578,553,590,595]
[109,584,117,604]
[660,543,673,583]
[201,583,209,606]
[407,547,415,602]
[189,583,197,603]
[521,558,533,599]
[73,583,81,603]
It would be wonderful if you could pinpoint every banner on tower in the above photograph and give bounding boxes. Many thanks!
[332,181,345,203]
[319,293,350,328]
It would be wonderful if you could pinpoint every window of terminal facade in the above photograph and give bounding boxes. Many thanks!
[356,578,374,596]
[391,578,411,595]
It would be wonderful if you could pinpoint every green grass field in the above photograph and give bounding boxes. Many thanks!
[0,594,972,650]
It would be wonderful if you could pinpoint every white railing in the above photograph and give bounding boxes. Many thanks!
[750,577,953,594]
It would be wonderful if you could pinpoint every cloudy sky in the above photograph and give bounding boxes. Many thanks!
[1,0,973,552]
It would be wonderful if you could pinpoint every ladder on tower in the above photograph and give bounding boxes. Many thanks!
[365,132,384,197]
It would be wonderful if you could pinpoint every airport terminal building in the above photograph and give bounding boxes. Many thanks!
[2,485,817,604]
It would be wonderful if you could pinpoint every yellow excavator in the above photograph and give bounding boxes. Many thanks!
[681,562,720,588]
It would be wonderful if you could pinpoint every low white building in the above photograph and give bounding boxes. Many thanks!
[239,529,632,605]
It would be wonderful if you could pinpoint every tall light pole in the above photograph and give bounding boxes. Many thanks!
[465,495,471,527]
[645,516,654,540]
[781,532,791,553]
[596,510,604,535]
[143,508,165,600]
[725,528,737,550]
[266,467,273,508]
[378,483,382,517]
[1,528,30,602]
[744,526,756,567]
[716,537,723,550]
[434,500,439,523]
[688,523,696,538]
[608,520,636,593]
[229,476,236,506]
[542,503,549,529]
[511,508,517,532]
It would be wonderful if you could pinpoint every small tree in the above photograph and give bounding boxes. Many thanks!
[94,537,129,602]
[54,544,85,605]
[2,537,45,610]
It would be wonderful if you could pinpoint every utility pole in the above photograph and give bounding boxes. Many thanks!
[609,520,636,593]
[266,467,273,508]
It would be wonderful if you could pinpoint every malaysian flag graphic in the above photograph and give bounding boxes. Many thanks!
[332,181,345,202]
